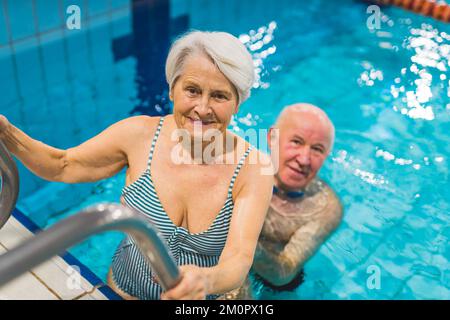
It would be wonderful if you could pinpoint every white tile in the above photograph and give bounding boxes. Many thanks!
[75,289,108,300]
[0,217,108,300]
[76,294,95,300]
[0,217,32,249]
[86,288,108,300]
[8,216,34,237]
[48,256,96,292]
[0,274,59,300]
[31,257,92,300]
[0,244,59,300]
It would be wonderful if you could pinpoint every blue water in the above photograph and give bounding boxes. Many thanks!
[1,0,449,299]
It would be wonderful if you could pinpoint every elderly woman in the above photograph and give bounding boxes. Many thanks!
[0,31,273,300]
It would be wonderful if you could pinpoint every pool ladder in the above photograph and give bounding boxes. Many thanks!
[0,141,18,229]
[0,141,180,293]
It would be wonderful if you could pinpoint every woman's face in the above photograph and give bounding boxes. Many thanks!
[171,54,238,139]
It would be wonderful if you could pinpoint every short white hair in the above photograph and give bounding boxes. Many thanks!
[165,30,255,105]
[276,103,336,152]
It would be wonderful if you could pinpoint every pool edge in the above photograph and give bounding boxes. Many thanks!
[11,207,123,301]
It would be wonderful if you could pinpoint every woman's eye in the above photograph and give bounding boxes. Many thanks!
[213,93,227,100]
[186,87,198,95]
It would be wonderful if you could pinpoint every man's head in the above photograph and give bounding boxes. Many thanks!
[268,103,335,191]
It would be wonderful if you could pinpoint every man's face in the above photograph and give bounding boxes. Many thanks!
[270,111,332,191]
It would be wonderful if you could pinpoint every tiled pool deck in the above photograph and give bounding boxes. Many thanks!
[0,213,117,300]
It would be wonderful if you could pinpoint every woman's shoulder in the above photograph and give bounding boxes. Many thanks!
[109,116,164,152]
[121,115,161,128]
[228,131,271,165]
[228,131,274,186]
[117,115,163,136]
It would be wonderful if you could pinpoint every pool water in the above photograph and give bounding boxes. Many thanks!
[1,0,449,299]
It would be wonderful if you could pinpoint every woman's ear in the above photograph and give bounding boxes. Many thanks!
[169,90,174,101]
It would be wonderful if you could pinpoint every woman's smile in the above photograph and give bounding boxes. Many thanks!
[187,116,216,126]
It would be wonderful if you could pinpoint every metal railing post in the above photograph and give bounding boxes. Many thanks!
[0,203,181,292]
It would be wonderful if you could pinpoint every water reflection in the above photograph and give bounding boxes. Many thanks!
[333,149,388,187]
[390,23,450,121]
[230,21,280,133]
[239,21,278,90]
[358,61,384,87]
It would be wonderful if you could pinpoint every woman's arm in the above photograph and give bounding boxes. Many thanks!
[160,151,274,299]
[161,154,273,299]
[0,114,153,183]
[203,166,273,294]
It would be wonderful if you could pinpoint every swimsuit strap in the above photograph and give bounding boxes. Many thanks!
[227,145,253,196]
[147,117,165,170]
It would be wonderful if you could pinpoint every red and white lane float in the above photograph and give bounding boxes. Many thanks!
[365,0,450,23]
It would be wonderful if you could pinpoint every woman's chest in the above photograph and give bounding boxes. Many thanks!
[126,157,237,233]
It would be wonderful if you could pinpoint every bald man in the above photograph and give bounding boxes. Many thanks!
[224,103,343,299]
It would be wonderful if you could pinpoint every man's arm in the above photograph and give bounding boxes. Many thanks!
[253,195,343,285]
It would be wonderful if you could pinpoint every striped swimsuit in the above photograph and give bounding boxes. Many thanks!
[111,117,253,300]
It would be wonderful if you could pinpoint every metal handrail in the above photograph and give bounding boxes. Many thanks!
[0,203,181,292]
[0,140,19,229]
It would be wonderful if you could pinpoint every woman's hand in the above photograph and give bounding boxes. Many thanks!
[0,115,10,140]
[160,265,210,300]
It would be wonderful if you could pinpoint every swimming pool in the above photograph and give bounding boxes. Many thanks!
[1,0,449,299]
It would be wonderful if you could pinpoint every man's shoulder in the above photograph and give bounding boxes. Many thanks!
[310,178,343,221]
[311,178,339,199]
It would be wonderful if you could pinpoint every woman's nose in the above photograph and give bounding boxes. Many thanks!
[195,96,212,117]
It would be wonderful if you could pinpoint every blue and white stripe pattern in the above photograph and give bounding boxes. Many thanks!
[111,117,253,300]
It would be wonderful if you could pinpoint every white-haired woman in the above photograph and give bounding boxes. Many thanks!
[0,31,273,300]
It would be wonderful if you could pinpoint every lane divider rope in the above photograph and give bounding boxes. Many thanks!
[365,0,450,23]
